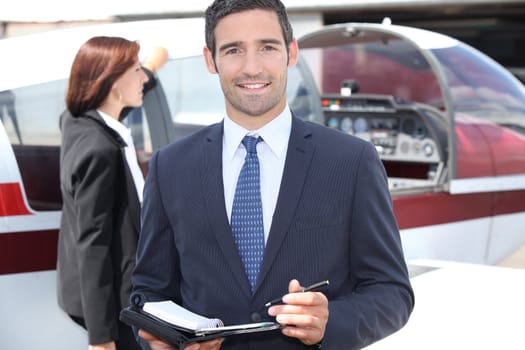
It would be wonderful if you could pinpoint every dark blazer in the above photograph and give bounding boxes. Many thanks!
[57,109,141,348]
[132,116,414,350]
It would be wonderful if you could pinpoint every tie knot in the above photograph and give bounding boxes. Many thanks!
[242,135,261,154]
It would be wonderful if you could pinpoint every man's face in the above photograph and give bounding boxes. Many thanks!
[204,9,298,129]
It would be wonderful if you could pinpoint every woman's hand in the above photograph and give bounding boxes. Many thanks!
[139,329,224,350]
[88,341,116,350]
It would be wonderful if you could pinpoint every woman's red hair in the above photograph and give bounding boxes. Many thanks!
[66,36,140,116]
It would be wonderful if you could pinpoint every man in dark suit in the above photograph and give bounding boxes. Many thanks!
[131,1,414,349]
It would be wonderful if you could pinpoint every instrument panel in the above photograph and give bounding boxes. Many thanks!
[322,95,442,164]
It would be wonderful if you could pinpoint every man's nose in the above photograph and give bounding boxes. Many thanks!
[241,50,263,76]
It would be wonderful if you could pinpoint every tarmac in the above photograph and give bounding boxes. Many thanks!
[497,243,525,269]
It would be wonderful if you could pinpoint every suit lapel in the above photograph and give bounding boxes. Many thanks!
[87,110,141,235]
[200,123,253,298]
[125,166,141,235]
[256,117,315,291]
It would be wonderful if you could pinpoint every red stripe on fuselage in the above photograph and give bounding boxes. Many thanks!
[393,190,525,230]
[0,182,32,216]
[1,190,524,275]
[0,230,58,275]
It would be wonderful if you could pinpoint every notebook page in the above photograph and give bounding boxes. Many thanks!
[143,301,223,330]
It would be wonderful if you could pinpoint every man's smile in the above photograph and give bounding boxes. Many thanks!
[238,82,270,89]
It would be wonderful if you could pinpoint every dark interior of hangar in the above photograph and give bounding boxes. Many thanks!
[324,2,525,83]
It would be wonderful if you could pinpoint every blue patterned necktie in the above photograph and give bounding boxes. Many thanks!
[231,135,265,292]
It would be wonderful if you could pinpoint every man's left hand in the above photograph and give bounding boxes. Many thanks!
[267,279,329,346]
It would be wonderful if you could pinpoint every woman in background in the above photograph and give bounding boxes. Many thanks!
[57,36,149,350]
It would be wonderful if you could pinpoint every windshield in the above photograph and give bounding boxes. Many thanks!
[432,43,525,133]
[299,38,442,107]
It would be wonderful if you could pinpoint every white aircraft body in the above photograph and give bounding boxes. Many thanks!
[1,17,525,349]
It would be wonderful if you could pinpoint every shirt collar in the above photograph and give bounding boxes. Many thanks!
[223,107,292,160]
[98,109,131,140]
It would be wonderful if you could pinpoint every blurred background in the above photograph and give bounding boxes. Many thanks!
[2,0,524,83]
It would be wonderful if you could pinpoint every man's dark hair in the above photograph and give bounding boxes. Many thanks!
[204,0,293,57]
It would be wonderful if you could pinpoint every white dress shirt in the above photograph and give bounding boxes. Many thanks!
[223,108,292,244]
[98,110,145,203]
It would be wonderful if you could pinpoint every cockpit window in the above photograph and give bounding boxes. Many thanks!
[2,81,65,146]
[299,39,442,107]
[157,55,224,129]
[433,43,525,133]
[2,79,155,212]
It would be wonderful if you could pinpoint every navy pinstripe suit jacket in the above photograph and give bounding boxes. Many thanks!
[132,115,414,350]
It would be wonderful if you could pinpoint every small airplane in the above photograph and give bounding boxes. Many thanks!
[296,20,525,265]
[1,18,524,349]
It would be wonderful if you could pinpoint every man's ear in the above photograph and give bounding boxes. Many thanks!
[203,46,218,74]
[287,38,299,67]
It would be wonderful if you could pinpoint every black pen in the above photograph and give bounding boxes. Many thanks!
[264,280,330,307]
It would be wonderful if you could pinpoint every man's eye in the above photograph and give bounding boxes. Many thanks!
[226,48,239,55]
[262,46,277,52]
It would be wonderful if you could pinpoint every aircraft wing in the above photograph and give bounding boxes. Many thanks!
[364,260,525,349]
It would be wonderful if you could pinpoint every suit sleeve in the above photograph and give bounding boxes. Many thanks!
[323,142,415,350]
[131,150,182,304]
[71,143,120,344]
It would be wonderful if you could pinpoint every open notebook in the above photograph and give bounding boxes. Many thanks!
[143,301,225,331]
[120,300,280,347]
